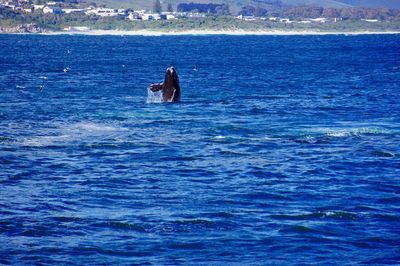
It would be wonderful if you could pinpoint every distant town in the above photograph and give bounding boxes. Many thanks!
[1,0,400,33]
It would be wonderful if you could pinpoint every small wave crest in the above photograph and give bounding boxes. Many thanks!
[210,135,276,143]
[291,126,395,144]
[271,211,358,221]
[325,127,391,138]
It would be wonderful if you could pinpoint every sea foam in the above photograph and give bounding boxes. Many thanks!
[146,88,162,103]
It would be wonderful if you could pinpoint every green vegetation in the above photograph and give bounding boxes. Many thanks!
[1,0,400,34]
[141,17,400,32]
[2,7,400,33]
[82,0,351,13]
[153,0,162,14]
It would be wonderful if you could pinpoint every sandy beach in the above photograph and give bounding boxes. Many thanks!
[44,29,400,36]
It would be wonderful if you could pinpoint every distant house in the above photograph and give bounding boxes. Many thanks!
[43,6,63,14]
[62,8,84,14]
[187,12,205,18]
[140,14,151,20]
[310,18,327,23]
[134,9,146,16]
[167,14,175,20]
[161,12,176,20]
[362,19,379,23]
[128,12,142,21]
[4,4,15,9]
[128,11,174,21]
[142,13,161,21]
[280,18,291,23]
[85,8,119,17]
[237,15,256,21]
[298,20,312,24]
[117,9,127,16]
[33,5,45,11]
[64,26,90,31]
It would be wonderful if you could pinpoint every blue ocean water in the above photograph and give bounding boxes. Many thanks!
[0,34,400,264]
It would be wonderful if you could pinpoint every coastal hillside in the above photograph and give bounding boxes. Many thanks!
[88,0,399,11]
[339,0,400,8]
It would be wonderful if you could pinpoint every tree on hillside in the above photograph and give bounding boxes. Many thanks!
[322,8,340,18]
[254,5,267,17]
[167,2,173,12]
[153,0,162,14]
[216,4,230,15]
[340,8,365,20]
[283,6,323,19]
[371,8,390,20]
[239,5,255,16]
[177,3,227,14]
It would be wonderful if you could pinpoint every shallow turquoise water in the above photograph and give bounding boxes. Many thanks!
[0,34,400,264]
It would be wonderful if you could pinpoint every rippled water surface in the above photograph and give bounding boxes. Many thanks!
[1,34,400,264]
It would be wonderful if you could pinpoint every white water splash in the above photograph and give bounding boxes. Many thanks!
[146,88,162,103]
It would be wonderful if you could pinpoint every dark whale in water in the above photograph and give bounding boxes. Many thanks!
[149,66,181,102]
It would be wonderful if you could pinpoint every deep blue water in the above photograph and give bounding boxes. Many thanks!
[1,34,400,265]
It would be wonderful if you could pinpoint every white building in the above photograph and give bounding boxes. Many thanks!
[237,15,257,21]
[4,3,15,9]
[64,26,90,31]
[362,19,379,23]
[117,9,127,16]
[280,18,291,23]
[43,6,62,14]
[42,6,52,13]
[63,8,84,14]
[310,18,327,23]
[128,12,142,21]
[33,4,45,10]
[166,14,175,20]
[161,12,175,20]
[187,12,205,18]
[141,13,160,20]
[134,10,146,16]
[85,8,119,17]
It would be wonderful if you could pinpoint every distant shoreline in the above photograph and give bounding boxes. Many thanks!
[2,29,400,36]
[42,29,400,36]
